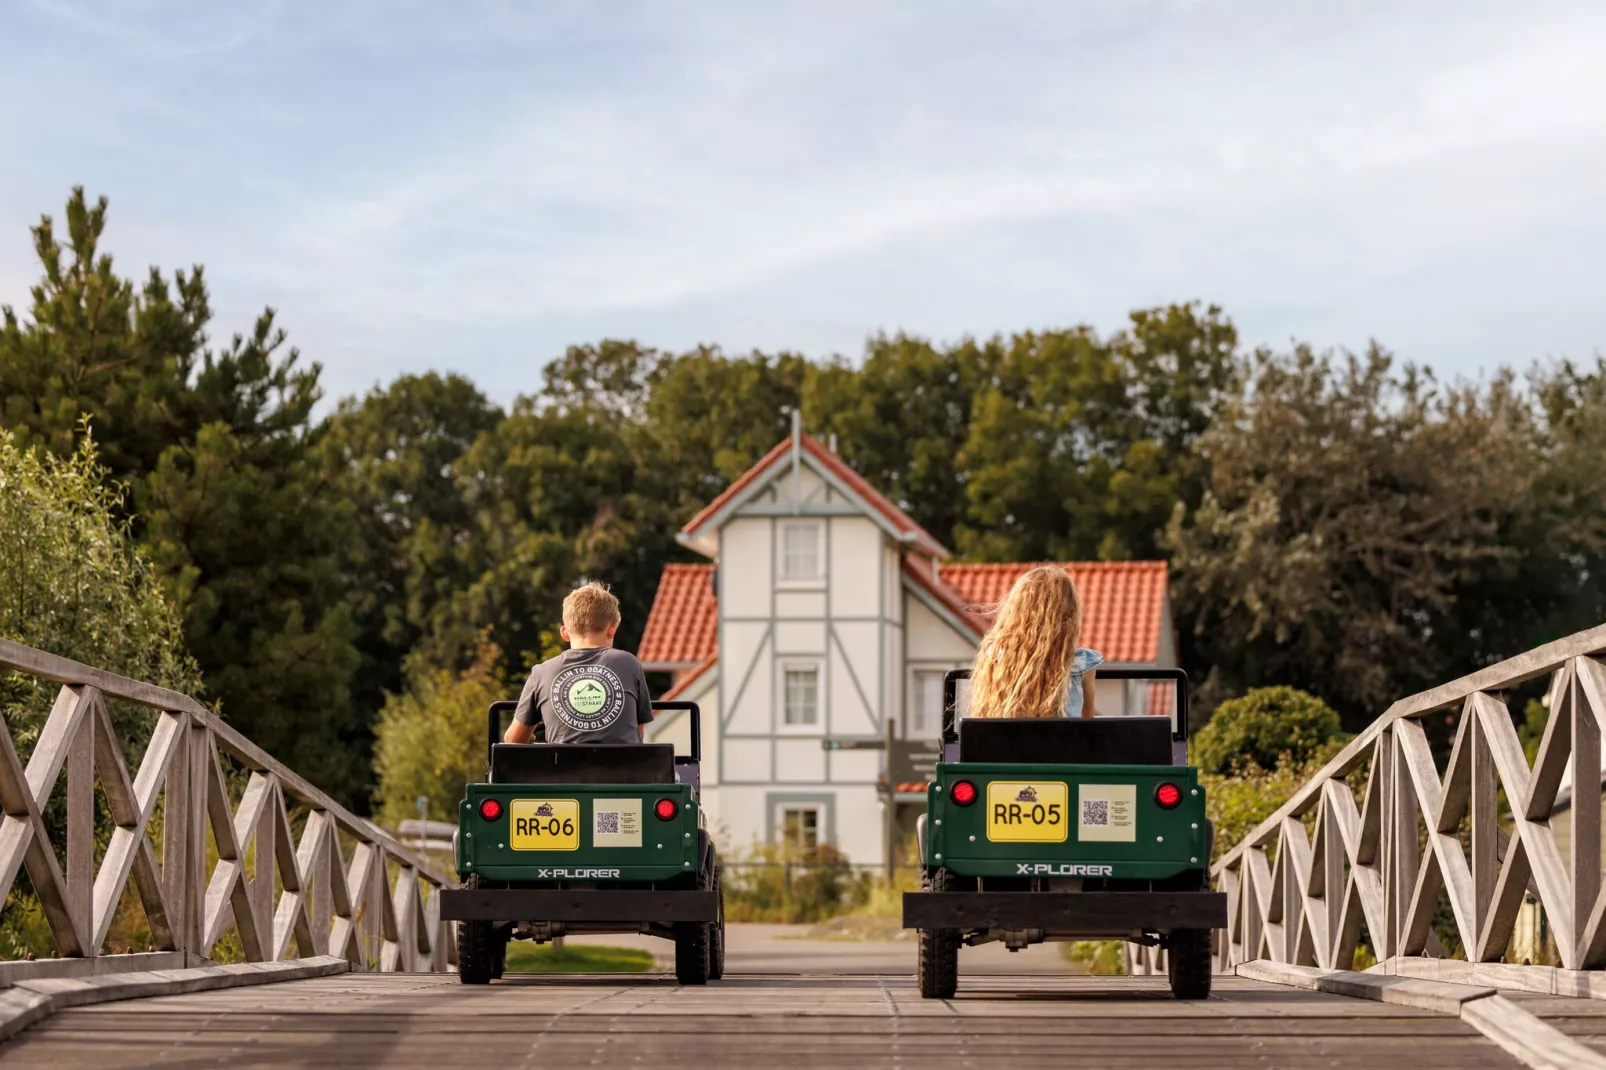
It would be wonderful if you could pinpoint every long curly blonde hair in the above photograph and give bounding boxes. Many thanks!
[968,566,1083,719]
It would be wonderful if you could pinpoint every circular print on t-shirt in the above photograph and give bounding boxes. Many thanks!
[550,664,626,733]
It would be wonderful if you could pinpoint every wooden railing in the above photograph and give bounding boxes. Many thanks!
[0,639,454,982]
[1213,623,1606,975]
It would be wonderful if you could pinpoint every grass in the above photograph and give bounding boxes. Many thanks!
[502,941,656,974]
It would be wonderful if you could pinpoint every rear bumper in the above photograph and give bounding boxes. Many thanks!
[440,888,717,923]
[902,891,1225,933]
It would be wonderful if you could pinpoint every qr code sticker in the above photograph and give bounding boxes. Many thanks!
[595,811,621,835]
[1082,799,1110,827]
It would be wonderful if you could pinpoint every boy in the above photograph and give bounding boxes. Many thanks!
[504,582,654,745]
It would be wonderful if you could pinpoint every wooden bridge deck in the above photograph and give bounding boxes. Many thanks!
[0,971,1543,1069]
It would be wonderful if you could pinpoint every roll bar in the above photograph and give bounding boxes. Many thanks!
[486,698,702,770]
[941,667,1190,744]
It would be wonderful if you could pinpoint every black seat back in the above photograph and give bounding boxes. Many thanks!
[957,716,1173,766]
[490,743,676,785]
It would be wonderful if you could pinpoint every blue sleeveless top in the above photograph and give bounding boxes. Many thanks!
[1066,648,1105,717]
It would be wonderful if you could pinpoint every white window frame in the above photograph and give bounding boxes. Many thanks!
[780,661,822,732]
[777,520,824,586]
[907,669,947,740]
[779,805,822,853]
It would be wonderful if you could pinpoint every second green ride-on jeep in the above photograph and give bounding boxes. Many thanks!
[904,668,1225,999]
[439,699,724,985]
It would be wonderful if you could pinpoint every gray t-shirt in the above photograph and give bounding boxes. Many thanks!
[513,647,653,744]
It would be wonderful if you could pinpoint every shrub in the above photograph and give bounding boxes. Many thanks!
[722,841,872,923]
[1193,686,1344,775]
[372,635,508,827]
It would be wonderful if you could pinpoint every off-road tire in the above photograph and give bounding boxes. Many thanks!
[674,919,711,985]
[708,864,726,981]
[1168,928,1212,1000]
[490,928,508,980]
[457,918,498,985]
[917,867,961,999]
[675,862,714,985]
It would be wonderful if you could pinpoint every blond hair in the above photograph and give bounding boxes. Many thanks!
[968,566,1083,719]
[563,582,621,637]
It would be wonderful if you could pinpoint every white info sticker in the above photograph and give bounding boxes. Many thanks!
[1077,784,1136,843]
[592,798,643,848]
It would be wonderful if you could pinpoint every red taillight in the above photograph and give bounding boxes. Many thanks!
[479,798,503,820]
[950,780,978,806]
[1155,783,1182,809]
[654,798,678,821]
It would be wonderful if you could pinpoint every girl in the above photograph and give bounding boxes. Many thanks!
[968,565,1103,719]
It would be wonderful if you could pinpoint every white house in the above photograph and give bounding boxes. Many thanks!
[636,424,1176,868]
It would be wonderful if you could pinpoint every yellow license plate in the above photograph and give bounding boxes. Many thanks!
[985,781,1069,843]
[510,799,580,851]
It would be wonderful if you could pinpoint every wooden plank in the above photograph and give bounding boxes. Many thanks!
[1397,720,1477,944]
[89,703,182,952]
[1460,993,1606,1070]
[1437,702,1473,832]
[1575,658,1606,967]
[0,699,85,955]
[1526,663,1572,820]
[64,692,94,954]
[1479,834,1532,963]
[23,686,94,808]
[1476,693,1576,963]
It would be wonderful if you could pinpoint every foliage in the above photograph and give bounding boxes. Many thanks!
[1193,686,1345,775]
[722,842,873,924]
[372,636,509,827]
[1518,698,1550,765]
[957,304,1238,562]
[0,190,368,804]
[1202,742,1347,863]
[1167,346,1546,724]
[320,373,503,707]
[503,942,655,973]
[0,427,201,745]
[1060,940,1128,975]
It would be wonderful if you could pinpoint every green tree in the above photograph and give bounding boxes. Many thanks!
[0,427,201,740]
[806,335,984,551]
[1166,345,1538,723]
[0,189,366,804]
[373,637,508,826]
[1192,686,1344,775]
[957,304,1238,562]
[0,189,207,482]
[320,373,503,707]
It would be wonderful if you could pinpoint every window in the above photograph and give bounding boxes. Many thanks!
[780,521,821,581]
[908,671,945,738]
[784,666,819,726]
[782,807,820,852]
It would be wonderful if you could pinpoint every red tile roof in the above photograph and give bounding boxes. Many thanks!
[640,559,1169,674]
[638,563,718,667]
[938,562,1169,664]
[681,433,949,558]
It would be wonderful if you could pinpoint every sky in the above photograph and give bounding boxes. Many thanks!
[3,0,1605,407]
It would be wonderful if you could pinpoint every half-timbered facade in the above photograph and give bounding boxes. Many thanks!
[637,423,1175,866]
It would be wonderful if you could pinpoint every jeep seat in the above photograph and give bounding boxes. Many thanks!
[490,742,676,785]
[957,716,1173,766]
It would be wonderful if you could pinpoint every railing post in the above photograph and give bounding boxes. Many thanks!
[1573,662,1601,966]
[66,693,95,957]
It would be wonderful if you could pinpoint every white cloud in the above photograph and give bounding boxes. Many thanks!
[2,1,1604,403]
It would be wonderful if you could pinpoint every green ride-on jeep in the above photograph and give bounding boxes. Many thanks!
[903,668,1225,1000]
[439,699,725,985]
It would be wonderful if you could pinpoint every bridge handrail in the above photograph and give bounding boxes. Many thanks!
[1211,621,1606,975]
[0,637,454,980]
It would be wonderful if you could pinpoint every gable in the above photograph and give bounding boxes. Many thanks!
[679,432,947,559]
